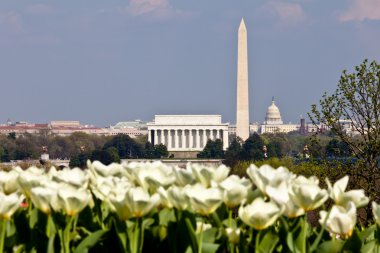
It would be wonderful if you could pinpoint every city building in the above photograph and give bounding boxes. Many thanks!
[147,115,229,158]
[106,120,148,137]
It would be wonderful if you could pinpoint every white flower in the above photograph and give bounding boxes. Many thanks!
[126,162,174,192]
[52,168,89,189]
[289,176,328,211]
[185,184,223,216]
[58,187,92,216]
[195,221,212,234]
[158,186,189,210]
[372,202,380,226]
[266,181,305,218]
[238,197,283,230]
[225,228,240,244]
[247,164,295,195]
[319,202,356,239]
[0,170,20,194]
[326,176,369,208]
[219,175,251,208]
[17,169,48,196]
[191,164,230,188]
[92,176,132,201]
[30,187,58,214]
[173,166,195,186]
[0,192,24,220]
[110,187,160,219]
[88,160,127,178]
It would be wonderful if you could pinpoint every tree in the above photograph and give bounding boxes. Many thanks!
[90,149,118,165]
[153,144,169,158]
[240,133,264,161]
[309,59,380,206]
[224,138,242,167]
[197,139,224,159]
[103,135,143,159]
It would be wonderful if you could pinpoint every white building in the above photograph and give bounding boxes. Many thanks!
[248,100,299,134]
[106,120,148,138]
[147,115,229,154]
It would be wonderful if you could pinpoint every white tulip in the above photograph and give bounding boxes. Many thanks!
[289,176,328,211]
[247,164,295,195]
[58,187,92,216]
[372,202,380,226]
[126,162,174,192]
[326,176,369,208]
[30,187,58,214]
[17,170,48,196]
[225,228,240,244]
[195,221,212,234]
[52,168,89,189]
[239,197,283,230]
[110,187,160,219]
[88,160,127,178]
[92,176,132,201]
[0,170,20,194]
[319,202,356,239]
[0,192,24,220]
[185,184,223,216]
[158,186,189,210]
[191,164,230,188]
[266,181,305,218]
[173,166,195,187]
[219,175,252,208]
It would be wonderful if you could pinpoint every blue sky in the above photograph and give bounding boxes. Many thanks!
[0,0,379,126]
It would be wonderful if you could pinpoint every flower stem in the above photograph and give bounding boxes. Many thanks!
[198,221,203,253]
[255,230,261,253]
[0,219,6,253]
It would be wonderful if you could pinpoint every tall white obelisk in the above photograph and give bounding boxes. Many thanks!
[236,18,250,140]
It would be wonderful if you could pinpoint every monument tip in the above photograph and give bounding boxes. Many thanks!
[239,18,246,30]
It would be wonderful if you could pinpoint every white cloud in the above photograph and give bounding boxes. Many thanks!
[120,0,190,19]
[340,0,380,22]
[0,12,23,33]
[267,1,306,25]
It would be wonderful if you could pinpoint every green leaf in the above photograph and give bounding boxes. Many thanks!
[316,241,344,253]
[342,230,362,252]
[185,218,198,253]
[202,242,219,253]
[358,224,376,242]
[258,229,279,253]
[74,230,107,253]
[47,233,56,253]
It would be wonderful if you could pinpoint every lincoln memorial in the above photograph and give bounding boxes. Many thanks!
[147,115,229,157]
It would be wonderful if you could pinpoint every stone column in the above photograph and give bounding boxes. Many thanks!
[168,129,172,149]
[202,129,207,147]
[223,129,229,150]
[194,129,199,149]
[216,129,220,140]
[148,129,152,144]
[154,129,158,145]
[174,130,179,149]
[181,129,186,149]
[189,129,193,149]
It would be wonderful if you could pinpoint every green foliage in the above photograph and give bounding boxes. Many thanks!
[103,135,143,159]
[241,133,264,161]
[224,138,242,167]
[197,139,224,159]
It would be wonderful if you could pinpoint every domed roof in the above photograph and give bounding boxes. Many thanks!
[264,99,283,125]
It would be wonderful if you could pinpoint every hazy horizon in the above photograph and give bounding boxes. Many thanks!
[0,1,379,127]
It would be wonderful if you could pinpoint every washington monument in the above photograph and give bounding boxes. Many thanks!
[236,18,250,140]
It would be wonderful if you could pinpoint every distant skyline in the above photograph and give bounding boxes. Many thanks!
[0,1,379,127]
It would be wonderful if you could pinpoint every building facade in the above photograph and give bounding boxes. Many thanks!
[147,115,229,153]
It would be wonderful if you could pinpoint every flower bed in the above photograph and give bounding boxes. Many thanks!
[0,161,379,252]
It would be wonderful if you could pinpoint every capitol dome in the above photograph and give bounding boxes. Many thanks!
[264,99,283,125]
